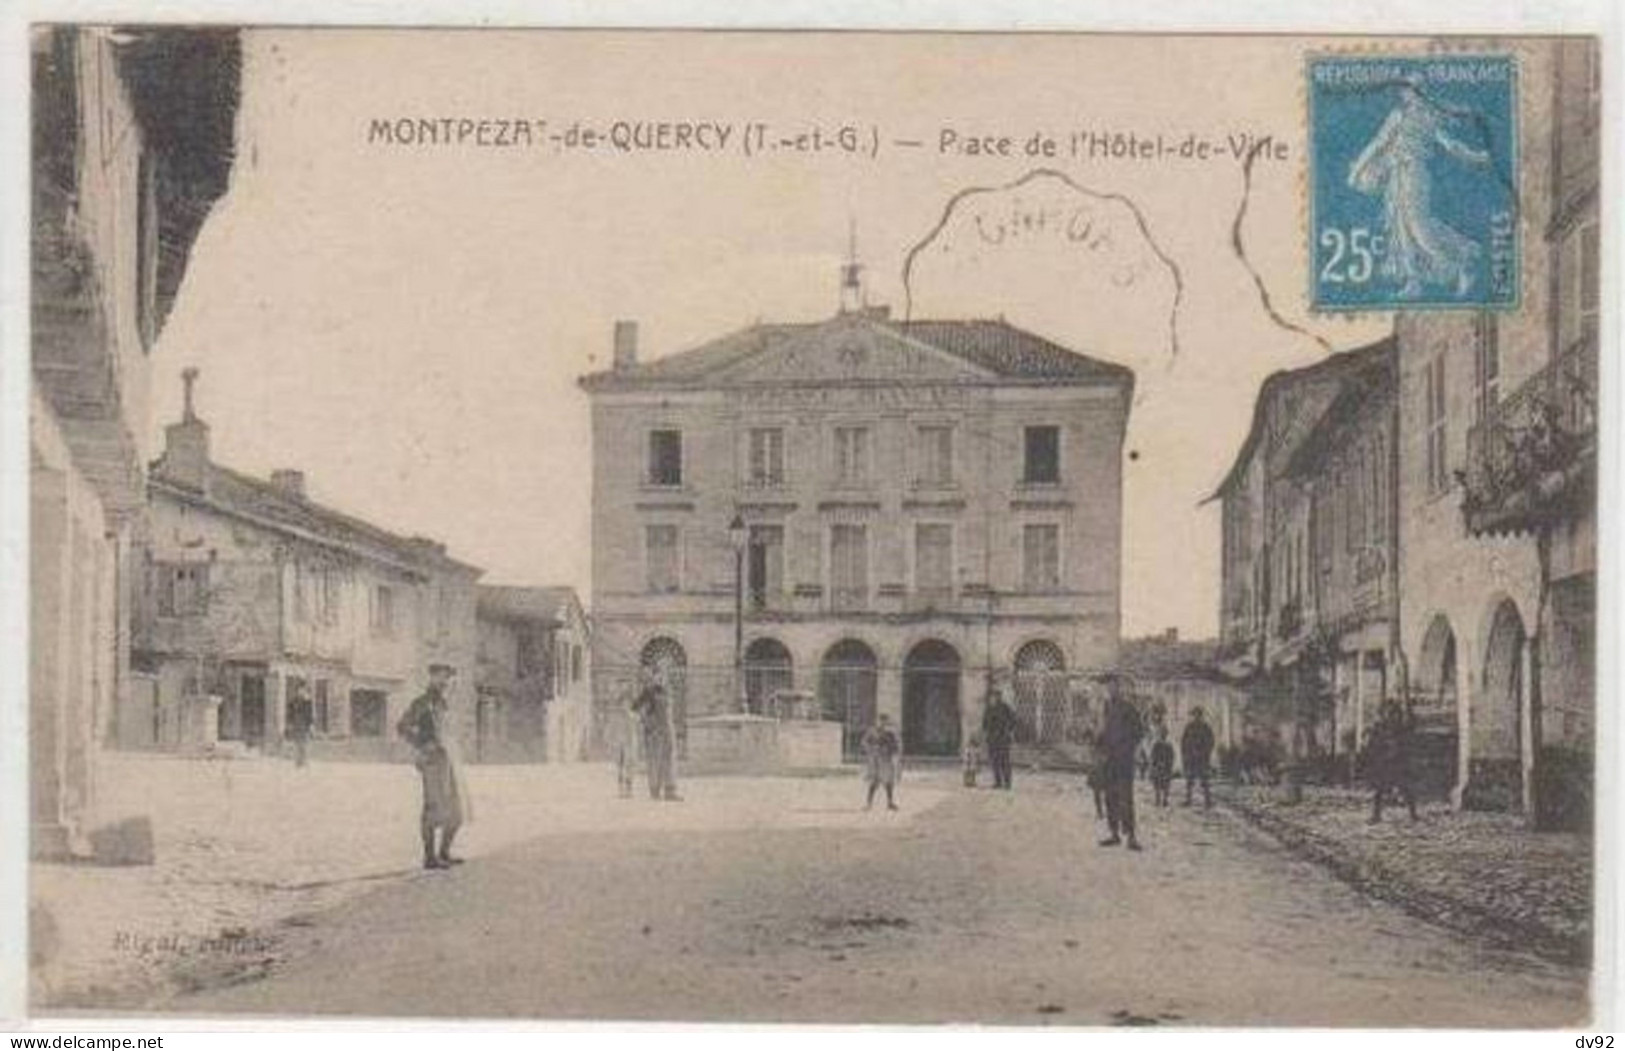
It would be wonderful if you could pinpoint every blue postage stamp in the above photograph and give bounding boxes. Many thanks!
[1308,53,1519,311]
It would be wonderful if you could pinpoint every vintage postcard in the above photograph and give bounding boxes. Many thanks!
[18,21,1608,1028]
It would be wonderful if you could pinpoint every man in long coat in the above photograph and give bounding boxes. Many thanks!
[981,686,1019,790]
[1181,706,1217,808]
[398,663,467,869]
[1100,676,1144,851]
[630,677,681,801]
[1367,699,1419,823]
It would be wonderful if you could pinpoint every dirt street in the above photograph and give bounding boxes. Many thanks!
[163,770,1588,1026]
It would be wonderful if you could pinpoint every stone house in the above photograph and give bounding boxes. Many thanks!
[30,27,239,858]
[130,374,483,761]
[1400,38,1598,824]
[474,586,592,763]
[1211,341,1394,762]
[579,295,1133,761]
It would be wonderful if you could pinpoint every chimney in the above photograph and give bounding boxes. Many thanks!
[613,321,638,371]
[270,470,307,500]
[156,368,210,491]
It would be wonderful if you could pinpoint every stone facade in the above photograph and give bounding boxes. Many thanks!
[29,27,238,859]
[1213,342,1395,762]
[1401,38,1598,823]
[1218,40,1599,824]
[475,586,592,763]
[580,307,1132,760]
[131,377,483,762]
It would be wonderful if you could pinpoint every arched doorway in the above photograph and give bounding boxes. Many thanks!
[1012,639,1067,746]
[640,637,688,756]
[1470,600,1526,810]
[819,639,878,761]
[743,637,793,715]
[1413,615,1460,800]
[903,639,961,757]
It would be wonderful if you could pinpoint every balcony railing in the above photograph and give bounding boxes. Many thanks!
[1462,337,1597,536]
[829,586,869,613]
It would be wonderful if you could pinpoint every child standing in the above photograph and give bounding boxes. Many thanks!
[862,714,902,811]
[963,731,985,788]
[1150,726,1176,808]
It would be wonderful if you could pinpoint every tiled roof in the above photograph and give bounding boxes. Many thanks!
[1205,337,1396,503]
[895,320,1132,382]
[153,463,478,576]
[1284,343,1397,479]
[579,313,1132,390]
[1118,636,1225,680]
[477,585,584,626]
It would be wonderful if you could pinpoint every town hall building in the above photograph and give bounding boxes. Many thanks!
[579,283,1134,760]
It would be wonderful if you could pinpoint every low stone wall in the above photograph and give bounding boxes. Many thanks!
[682,716,845,775]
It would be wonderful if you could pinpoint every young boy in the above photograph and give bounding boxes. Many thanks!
[1150,726,1176,808]
[862,714,902,811]
[963,731,985,788]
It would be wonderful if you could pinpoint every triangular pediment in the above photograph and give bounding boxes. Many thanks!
[712,316,998,386]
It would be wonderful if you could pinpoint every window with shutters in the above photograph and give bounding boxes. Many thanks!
[314,679,331,734]
[1474,314,1500,422]
[833,426,870,487]
[913,425,954,487]
[914,523,953,599]
[370,584,396,637]
[645,524,681,593]
[1022,426,1061,485]
[830,523,868,611]
[1022,523,1061,593]
[1558,220,1600,352]
[1425,354,1449,495]
[748,427,785,487]
[647,429,683,487]
[157,562,209,616]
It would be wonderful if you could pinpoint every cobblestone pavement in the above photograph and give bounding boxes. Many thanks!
[1219,784,1592,965]
[150,769,1587,1027]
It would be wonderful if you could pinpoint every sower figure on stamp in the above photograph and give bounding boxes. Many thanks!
[630,675,681,802]
[862,713,901,811]
[398,663,469,869]
[1181,706,1216,808]
[1366,699,1419,823]
[981,686,1019,790]
[1099,675,1144,851]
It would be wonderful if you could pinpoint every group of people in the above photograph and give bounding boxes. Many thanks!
[923,676,1221,852]
[391,661,1418,872]
[1145,708,1217,810]
[1082,678,1214,851]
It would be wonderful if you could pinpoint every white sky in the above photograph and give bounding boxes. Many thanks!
[147,29,1396,638]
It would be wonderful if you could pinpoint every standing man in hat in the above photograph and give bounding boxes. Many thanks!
[1100,675,1144,851]
[398,663,467,869]
[1181,706,1216,809]
[981,685,1020,790]
[1366,699,1419,823]
[630,674,681,801]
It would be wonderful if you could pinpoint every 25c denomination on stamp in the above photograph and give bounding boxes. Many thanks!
[1308,53,1519,311]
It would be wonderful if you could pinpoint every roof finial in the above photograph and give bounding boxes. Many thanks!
[181,367,200,421]
[839,214,865,314]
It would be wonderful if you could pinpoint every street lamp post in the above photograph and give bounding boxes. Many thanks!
[728,513,748,715]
